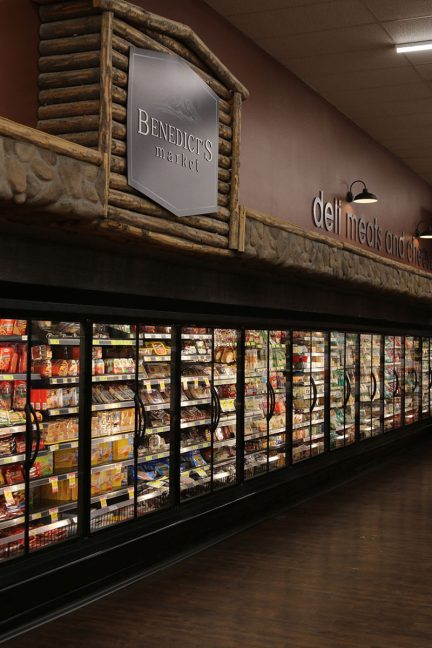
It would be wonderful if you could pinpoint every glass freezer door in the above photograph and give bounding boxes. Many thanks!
[292,330,326,462]
[180,327,239,499]
[421,338,431,419]
[360,334,383,439]
[267,330,287,471]
[244,330,269,479]
[404,336,421,425]
[329,332,357,449]
[383,336,402,431]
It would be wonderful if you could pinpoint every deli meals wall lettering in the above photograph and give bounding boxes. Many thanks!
[127,47,219,217]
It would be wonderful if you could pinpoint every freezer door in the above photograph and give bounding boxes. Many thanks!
[384,335,402,432]
[180,327,239,498]
[292,330,326,462]
[267,330,288,472]
[244,330,269,479]
[0,318,29,562]
[28,321,81,552]
[360,334,383,439]
[330,332,357,449]
[404,336,421,425]
[421,338,430,418]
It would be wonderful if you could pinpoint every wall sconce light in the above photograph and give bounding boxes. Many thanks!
[346,180,378,204]
[415,222,432,239]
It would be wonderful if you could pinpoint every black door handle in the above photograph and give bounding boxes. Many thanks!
[429,368,432,389]
[310,376,317,412]
[25,403,41,470]
[371,372,377,401]
[412,369,418,393]
[210,384,221,431]
[133,392,143,449]
[267,382,276,422]
[137,393,147,447]
[343,372,351,407]
[393,369,400,397]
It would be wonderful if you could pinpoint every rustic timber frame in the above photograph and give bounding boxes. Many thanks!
[35,0,249,252]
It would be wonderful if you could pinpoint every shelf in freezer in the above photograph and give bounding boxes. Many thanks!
[182,334,212,340]
[29,471,77,488]
[142,355,171,362]
[93,374,135,383]
[213,376,236,385]
[91,485,134,505]
[181,398,212,407]
[181,355,211,363]
[91,400,134,412]
[91,458,135,472]
[45,440,79,451]
[42,377,79,386]
[145,425,171,435]
[0,516,25,531]
[0,482,25,496]
[0,335,28,343]
[0,373,40,381]
[138,449,170,461]
[144,402,170,412]
[0,424,30,438]
[92,431,133,443]
[180,418,212,429]
[45,338,81,346]
[93,339,134,346]
[180,441,211,453]
[46,406,79,416]
[141,333,171,340]
[142,376,171,387]
[30,501,78,522]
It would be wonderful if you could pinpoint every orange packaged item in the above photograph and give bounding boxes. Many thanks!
[12,320,27,336]
[10,350,19,374]
[120,408,135,431]
[31,346,52,361]
[18,349,27,373]
[3,463,24,485]
[67,360,79,377]
[0,382,12,410]
[0,321,14,336]
[54,448,78,471]
[0,347,12,372]
[112,438,132,461]
[51,360,68,377]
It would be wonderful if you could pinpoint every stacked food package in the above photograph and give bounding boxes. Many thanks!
[329,332,357,449]
[384,336,402,431]
[404,336,421,426]
[244,330,269,478]
[359,334,382,439]
[421,338,431,418]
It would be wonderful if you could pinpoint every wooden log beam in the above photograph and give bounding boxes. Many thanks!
[219,111,232,127]
[39,67,100,89]
[112,67,128,88]
[147,30,208,72]
[219,138,232,156]
[39,83,100,105]
[111,138,126,156]
[218,154,231,170]
[0,116,103,165]
[93,0,249,99]
[39,0,96,22]
[38,114,100,134]
[108,205,229,249]
[109,173,231,222]
[113,84,127,105]
[219,123,232,141]
[39,51,100,73]
[112,103,126,123]
[99,10,114,217]
[110,155,126,174]
[39,33,101,56]
[58,131,99,146]
[218,168,231,183]
[218,193,229,208]
[109,189,229,236]
[218,180,230,195]
[40,15,102,40]
[228,92,242,249]
[38,99,100,120]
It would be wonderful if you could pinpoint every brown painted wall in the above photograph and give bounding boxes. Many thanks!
[0,0,39,127]
[1,0,432,270]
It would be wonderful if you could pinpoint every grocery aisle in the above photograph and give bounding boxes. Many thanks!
[5,436,432,648]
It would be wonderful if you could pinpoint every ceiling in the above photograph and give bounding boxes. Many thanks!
[205,0,432,185]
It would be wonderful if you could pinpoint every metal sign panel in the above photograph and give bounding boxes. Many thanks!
[127,47,219,217]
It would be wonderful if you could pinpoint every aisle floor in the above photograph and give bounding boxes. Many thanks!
[6,438,432,648]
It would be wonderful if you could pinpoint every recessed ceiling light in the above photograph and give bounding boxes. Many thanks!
[396,41,432,53]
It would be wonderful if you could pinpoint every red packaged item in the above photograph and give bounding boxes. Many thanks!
[12,320,27,336]
[18,349,27,373]
[51,360,68,377]
[31,345,52,361]
[0,347,13,372]
[71,346,80,360]
[0,382,12,410]
[32,360,52,378]
[10,350,19,374]
[3,463,24,485]
[67,360,79,377]
[0,320,14,336]
[13,381,27,410]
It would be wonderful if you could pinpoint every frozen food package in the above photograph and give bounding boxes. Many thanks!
[0,320,14,336]
[32,360,52,378]
[13,381,27,410]
[12,320,27,336]
[67,360,79,377]
[0,382,12,410]
[51,360,68,377]
[31,345,52,361]
[62,387,79,407]
[0,347,13,372]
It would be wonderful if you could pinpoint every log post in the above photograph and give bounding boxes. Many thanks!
[228,92,242,250]
[99,10,114,217]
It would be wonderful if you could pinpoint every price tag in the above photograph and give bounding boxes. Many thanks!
[181,378,188,389]
[128,487,134,499]
[196,468,207,478]
[100,497,107,508]
[49,507,58,521]
[149,479,164,489]
[194,379,199,388]
[159,380,166,391]
[50,339,60,345]
[49,476,58,493]
[50,444,59,451]
[50,409,59,416]
[67,473,76,488]
[32,512,42,520]
[146,383,152,393]
[4,489,14,505]
[1,374,13,381]
[204,377,210,386]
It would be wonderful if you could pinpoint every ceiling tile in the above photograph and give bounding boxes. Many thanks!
[321,81,432,106]
[303,65,420,92]
[204,0,332,16]
[381,16,432,43]
[262,23,393,59]
[363,0,432,21]
[226,1,374,40]
[286,48,409,76]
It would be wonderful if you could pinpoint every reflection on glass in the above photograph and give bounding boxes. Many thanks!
[330,332,357,449]
[384,336,402,431]
[404,336,420,425]
[292,331,326,462]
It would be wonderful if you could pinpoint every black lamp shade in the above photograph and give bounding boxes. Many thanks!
[353,187,378,203]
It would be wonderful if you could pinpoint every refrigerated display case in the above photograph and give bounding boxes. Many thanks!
[244,330,287,480]
[359,334,382,439]
[292,331,326,462]
[180,327,238,498]
[329,332,357,449]
[421,338,431,420]
[404,336,421,425]
[384,336,402,431]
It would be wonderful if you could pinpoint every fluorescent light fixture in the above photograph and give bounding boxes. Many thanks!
[396,41,432,53]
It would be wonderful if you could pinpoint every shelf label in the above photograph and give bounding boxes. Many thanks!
[100,497,107,508]
[128,487,134,499]
[149,479,164,488]
[204,377,210,386]
[159,380,166,391]
[49,507,58,521]
[181,378,188,388]
[67,473,76,488]
[49,476,59,493]
[4,489,14,505]
[50,409,59,416]
[194,379,199,388]
[195,468,207,478]
[32,512,42,520]
[50,339,60,345]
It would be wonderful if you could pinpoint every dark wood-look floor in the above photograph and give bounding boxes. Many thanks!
[7,439,432,648]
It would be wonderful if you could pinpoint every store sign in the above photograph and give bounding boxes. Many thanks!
[312,190,432,271]
[127,47,219,217]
